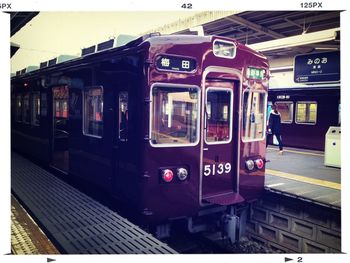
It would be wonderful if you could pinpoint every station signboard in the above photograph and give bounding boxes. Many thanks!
[294,51,340,83]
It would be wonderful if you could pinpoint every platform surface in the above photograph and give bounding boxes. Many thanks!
[265,147,341,209]
[11,152,177,254]
[11,195,60,254]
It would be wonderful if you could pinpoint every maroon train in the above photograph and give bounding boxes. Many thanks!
[267,86,340,151]
[11,34,269,239]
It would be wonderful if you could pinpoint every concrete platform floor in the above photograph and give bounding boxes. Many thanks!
[265,146,341,208]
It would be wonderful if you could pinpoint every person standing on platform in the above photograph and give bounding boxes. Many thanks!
[266,103,283,154]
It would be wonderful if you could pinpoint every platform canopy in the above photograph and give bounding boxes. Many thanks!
[10,12,39,58]
[142,11,340,59]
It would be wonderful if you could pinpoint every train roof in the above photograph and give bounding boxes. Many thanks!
[12,33,267,81]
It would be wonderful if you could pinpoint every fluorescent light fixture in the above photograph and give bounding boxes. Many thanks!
[270,66,294,72]
[248,28,340,52]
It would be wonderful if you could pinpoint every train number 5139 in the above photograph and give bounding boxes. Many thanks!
[204,163,231,176]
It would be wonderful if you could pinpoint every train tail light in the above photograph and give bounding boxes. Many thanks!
[162,169,174,182]
[245,160,255,171]
[177,168,188,181]
[255,158,264,169]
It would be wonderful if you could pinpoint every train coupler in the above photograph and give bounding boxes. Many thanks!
[221,205,248,244]
[221,214,239,244]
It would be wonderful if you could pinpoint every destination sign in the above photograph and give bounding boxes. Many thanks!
[294,51,340,83]
[156,55,196,73]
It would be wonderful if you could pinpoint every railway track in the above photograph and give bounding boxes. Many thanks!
[164,226,272,254]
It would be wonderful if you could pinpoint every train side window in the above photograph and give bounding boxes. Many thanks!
[295,101,317,125]
[150,85,200,146]
[31,92,40,126]
[53,86,69,119]
[242,90,267,142]
[22,93,30,124]
[118,91,128,142]
[205,88,233,144]
[15,94,22,122]
[83,86,103,138]
[275,101,293,124]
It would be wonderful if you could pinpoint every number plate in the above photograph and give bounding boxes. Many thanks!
[204,163,231,176]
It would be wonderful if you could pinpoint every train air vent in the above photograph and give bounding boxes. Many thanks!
[97,39,114,51]
[115,34,138,47]
[40,61,48,69]
[81,45,96,56]
[20,68,26,75]
[48,58,57,66]
[26,66,39,73]
[57,55,78,63]
[16,70,21,76]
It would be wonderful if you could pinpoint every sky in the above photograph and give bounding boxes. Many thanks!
[10,11,201,73]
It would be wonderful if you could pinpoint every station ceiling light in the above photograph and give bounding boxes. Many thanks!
[248,28,340,52]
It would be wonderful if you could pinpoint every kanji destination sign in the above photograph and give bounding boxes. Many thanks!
[294,51,340,83]
[156,55,196,73]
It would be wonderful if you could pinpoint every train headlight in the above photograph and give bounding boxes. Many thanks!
[245,160,255,171]
[162,169,174,183]
[177,168,188,181]
[255,159,264,169]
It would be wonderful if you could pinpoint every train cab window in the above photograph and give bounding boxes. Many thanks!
[275,101,293,124]
[295,101,317,125]
[31,92,40,126]
[83,87,103,137]
[22,93,30,124]
[205,88,232,143]
[15,94,22,122]
[151,85,200,146]
[242,90,267,141]
[118,92,128,142]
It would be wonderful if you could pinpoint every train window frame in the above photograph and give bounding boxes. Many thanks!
[15,94,22,123]
[204,87,233,145]
[242,89,268,143]
[275,101,294,124]
[149,83,201,148]
[82,86,104,138]
[22,93,31,124]
[31,92,41,126]
[118,91,128,142]
[53,86,69,119]
[295,101,318,125]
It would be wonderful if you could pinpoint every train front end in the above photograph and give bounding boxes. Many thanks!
[139,35,269,238]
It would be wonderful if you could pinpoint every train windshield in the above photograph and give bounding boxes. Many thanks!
[242,90,267,141]
[151,85,199,146]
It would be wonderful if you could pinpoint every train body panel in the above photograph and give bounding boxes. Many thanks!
[11,34,269,226]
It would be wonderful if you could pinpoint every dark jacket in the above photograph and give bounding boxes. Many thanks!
[268,111,281,134]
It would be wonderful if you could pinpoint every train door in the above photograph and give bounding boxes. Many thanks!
[201,74,242,205]
[51,85,69,173]
[111,72,134,198]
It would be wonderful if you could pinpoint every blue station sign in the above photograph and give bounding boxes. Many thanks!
[294,51,340,83]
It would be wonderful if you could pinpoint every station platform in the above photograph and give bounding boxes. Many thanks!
[11,152,177,254]
[265,146,341,209]
[11,195,60,254]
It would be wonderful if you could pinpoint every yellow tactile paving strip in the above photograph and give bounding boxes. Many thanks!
[11,195,60,254]
[266,169,341,190]
[268,147,324,157]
